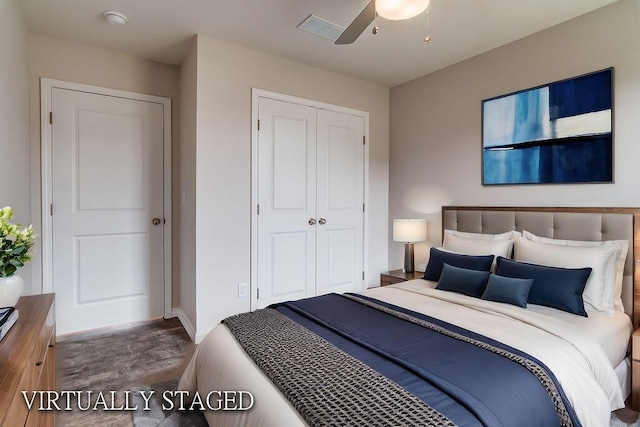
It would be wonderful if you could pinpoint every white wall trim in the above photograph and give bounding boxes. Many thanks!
[253,88,369,118]
[250,88,370,310]
[39,78,173,319]
[171,307,195,342]
[362,112,370,288]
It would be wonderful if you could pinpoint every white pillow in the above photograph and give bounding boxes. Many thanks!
[443,233,513,260]
[522,231,628,313]
[515,236,620,317]
[444,229,521,241]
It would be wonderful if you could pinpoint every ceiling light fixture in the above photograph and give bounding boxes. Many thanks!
[103,10,127,26]
[376,0,430,21]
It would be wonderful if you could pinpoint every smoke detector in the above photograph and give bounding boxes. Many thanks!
[103,10,127,26]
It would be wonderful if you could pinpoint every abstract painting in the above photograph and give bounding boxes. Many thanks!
[482,68,613,185]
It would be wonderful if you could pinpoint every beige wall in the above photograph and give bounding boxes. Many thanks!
[192,35,390,340]
[0,0,31,288]
[176,38,198,337]
[28,35,180,294]
[389,0,640,269]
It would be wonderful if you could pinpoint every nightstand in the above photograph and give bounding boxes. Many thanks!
[380,269,423,286]
[633,328,640,410]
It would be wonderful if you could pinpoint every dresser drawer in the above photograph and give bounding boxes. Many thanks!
[5,367,33,426]
[2,327,48,427]
[33,305,54,373]
[26,331,56,427]
[0,294,56,427]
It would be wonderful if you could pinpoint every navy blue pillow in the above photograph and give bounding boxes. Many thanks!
[495,257,591,316]
[423,248,494,282]
[481,274,533,308]
[436,263,491,298]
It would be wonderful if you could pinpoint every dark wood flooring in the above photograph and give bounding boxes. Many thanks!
[616,405,640,425]
[56,317,196,427]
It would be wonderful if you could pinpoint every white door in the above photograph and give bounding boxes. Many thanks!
[51,88,165,335]
[256,98,317,308]
[255,96,366,308]
[315,110,365,295]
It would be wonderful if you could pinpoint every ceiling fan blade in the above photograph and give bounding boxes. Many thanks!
[335,0,377,45]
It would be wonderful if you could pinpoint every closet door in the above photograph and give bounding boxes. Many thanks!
[315,110,365,295]
[256,98,317,308]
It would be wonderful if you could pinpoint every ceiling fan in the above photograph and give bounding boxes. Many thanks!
[335,0,431,45]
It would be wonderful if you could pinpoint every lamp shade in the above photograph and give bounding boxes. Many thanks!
[376,0,430,20]
[393,219,427,243]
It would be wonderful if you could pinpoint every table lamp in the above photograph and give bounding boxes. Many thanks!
[393,219,427,273]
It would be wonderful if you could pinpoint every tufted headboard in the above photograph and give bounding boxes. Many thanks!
[442,206,640,328]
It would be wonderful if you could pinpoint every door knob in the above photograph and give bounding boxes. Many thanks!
[318,218,326,225]
[152,218,162,225]
[308,218,316,225]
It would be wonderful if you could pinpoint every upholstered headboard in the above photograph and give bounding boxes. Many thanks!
[442,206,640,328]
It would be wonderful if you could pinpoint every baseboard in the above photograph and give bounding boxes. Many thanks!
[171,308,196,342]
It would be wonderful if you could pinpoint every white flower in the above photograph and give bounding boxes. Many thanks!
[5,234,16,242]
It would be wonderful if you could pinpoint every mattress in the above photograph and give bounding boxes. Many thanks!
[179,282,625,427]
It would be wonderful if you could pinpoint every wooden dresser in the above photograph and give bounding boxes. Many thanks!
[0,294,55,427]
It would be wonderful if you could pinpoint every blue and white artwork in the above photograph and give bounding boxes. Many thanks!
[482,68,613,185]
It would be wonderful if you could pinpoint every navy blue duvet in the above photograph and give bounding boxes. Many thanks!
[270,293,580,427]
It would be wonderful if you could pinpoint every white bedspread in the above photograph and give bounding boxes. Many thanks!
[526,303,632,368]
[179,281,624,427]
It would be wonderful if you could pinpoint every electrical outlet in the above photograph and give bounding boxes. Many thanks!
[238,283,248,298]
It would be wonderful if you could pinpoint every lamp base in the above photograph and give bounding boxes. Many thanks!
[404,243,415,273]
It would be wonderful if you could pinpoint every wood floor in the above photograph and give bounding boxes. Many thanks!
[56,317,196,427]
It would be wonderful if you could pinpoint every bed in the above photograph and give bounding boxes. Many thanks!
[179,206,640,427]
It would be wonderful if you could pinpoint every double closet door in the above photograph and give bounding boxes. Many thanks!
[255,97,366,308]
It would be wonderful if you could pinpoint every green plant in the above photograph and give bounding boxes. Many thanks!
[0,207,36,277]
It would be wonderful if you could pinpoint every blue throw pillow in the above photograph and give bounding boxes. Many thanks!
[423,248,494,282]
[495,257,591,316]
[436,263,491,298]
[481,274,533,308]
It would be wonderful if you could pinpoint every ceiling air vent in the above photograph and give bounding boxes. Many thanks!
[297,15,345,41]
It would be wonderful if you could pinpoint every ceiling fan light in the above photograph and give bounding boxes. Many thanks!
[376,0,430,20]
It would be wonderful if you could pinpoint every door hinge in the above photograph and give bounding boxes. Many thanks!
[257,119,260,131]
[362,271,365,280]
[257,288,260,299]
[49,112,53,125]
[257,204,260,215]
[362,135,365,145]
[362,203,365,213]
[50,204,53,216]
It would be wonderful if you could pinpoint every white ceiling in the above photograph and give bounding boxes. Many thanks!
[19,0,619,87]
